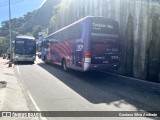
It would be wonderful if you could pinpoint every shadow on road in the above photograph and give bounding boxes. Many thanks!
[37,62,160,113]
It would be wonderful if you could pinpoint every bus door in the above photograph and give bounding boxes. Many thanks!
[74,42,83,67]
[41,40,49,61]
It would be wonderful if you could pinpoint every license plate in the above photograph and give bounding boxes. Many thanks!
[111,56,118,59]
[20,57,25,59]
[103,61,108,63]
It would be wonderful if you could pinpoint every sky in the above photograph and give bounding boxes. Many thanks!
[0,0,46,25]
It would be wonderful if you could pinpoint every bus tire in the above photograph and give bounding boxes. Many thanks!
[62,59,67,72]
[14,61,18,65]
[44,56,47,63]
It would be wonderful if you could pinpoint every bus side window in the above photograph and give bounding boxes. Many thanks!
[42,41,46,48]
[61,31,65,41]
[42,41,44,48]
[70,23,82,39]
[58,32,61,42]
[44,41,47,48]
[71,25,76,39]
[77,23,83,38]
[64,28,70,41]
[53,36,56,40]
[70,26,73,39]
[54,32,61,42]
[61,28,70,41]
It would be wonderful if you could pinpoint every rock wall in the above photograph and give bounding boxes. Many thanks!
[53,0,160,82]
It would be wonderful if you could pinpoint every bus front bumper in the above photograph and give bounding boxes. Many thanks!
[14,56,36,62]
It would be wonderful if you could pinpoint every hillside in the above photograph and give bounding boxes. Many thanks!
[20,0,59,30]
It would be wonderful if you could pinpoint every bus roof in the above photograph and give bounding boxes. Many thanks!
[16,35,35,40]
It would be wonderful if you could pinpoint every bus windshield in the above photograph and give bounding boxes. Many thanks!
[15,40,25,54]
[26,41,36,54]
[15,39,36,55]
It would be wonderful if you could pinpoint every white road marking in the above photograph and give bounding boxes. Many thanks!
[17,65,20,75]
[27,90,47,120]
[16,65,47,120]
[16,65,23,83]
[27,90,41,111]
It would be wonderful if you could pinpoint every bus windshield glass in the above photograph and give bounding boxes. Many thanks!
[15,39,36,55]
[26,41,36,54]
[15,40,25,54]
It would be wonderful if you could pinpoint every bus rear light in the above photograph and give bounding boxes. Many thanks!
[85,51,91,58]
[85,51,91,62]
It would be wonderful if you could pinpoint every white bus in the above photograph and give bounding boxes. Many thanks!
[12,35,36,63]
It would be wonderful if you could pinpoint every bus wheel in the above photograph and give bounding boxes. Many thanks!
[62,59,67,72]
[44,56,47,63]
[14,61,17,65]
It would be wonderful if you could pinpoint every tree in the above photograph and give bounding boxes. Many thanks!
[32,25,44,39]
[0,37,9,55]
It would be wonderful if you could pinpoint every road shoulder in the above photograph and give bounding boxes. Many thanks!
[0,58,39,120]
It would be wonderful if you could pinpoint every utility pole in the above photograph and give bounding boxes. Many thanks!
[9,0,12,61]
[8,0,12,67]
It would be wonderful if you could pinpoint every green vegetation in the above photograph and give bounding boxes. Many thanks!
[0,37,9,55]
[0,11,37,53]
[0,0,59,54]
[0,11,35,38]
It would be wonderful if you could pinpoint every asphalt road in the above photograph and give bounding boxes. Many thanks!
[14,58,160,120]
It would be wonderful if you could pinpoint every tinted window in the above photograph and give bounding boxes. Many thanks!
[54,32,61,41]
[70,23,83,39]
[15,39,36,54]
[15,40,25,54]
[26,41,36,54]
[62,28,70,41]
